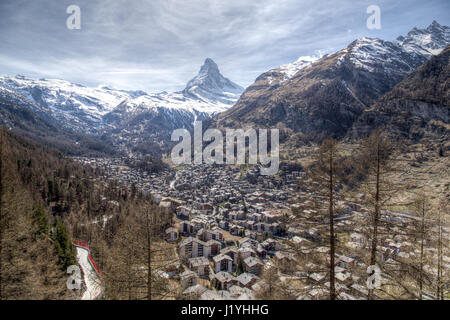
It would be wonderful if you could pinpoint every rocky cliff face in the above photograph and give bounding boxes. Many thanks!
[351,46,449,142]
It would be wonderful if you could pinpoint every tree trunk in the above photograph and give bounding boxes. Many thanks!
[369,142,381,300]
[436,209,442,300]
[0,131,3,300]
[419,202,425,300]
[146,210,152,300]
[329,149,336,300]
[127,253,132,300]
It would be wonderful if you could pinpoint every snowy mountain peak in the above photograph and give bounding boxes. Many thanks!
[199,58,220,75]
[397,21,450,56]
[183,58,244,104]
[428,20,444,31]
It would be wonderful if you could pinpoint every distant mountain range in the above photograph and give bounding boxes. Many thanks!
[0,21,448,157]
[0,58,243,155]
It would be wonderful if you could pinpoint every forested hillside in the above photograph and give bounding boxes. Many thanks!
[0,91,117,157]
[0,127,175,299]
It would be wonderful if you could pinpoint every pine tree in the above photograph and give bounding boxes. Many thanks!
[32,204,50,236]
[52,219,76,270]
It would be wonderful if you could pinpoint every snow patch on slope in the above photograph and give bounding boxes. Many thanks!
[277,56,319,80]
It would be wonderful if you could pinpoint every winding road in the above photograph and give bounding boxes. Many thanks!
[75,244,104,300]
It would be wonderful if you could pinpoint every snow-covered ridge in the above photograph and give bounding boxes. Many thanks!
[347,37,417,73]
[277,56,319,80]
[255,55,320,86]
[396,20,450,57]
[346,21,449,73]
[0,76,137,118]
[260,21,449,87]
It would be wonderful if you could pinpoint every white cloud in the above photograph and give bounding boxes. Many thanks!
[0,0,448,92]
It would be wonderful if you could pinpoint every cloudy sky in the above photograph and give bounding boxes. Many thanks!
[0,0,449,92]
